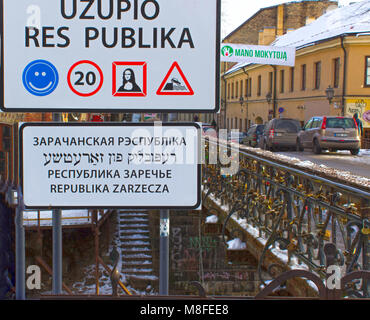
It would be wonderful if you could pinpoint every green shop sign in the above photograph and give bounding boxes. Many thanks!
[221,43,295,67]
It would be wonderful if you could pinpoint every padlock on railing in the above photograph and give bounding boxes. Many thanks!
[361,219,370,235]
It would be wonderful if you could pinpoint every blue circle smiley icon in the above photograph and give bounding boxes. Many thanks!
[22,60,59,96]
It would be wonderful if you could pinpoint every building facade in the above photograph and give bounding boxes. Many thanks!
[178,0,338,125]
[219,1,370,147]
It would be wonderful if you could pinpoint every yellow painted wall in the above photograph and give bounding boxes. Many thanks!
[224,35,370,129]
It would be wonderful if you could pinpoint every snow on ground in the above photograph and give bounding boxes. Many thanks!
[226,139,370,189]
[206,189,318,292]
[334,149,370,165]
[227,238,246,250]
[205,214,218,223]
[68,212,156,296]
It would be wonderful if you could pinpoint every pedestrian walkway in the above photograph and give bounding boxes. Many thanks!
[118,210,158,292]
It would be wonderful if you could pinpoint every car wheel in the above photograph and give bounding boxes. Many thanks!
[350,149,360,155]
[313,139,322,154]
[296,139,304,152]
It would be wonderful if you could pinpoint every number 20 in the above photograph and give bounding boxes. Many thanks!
[74,71,96,86]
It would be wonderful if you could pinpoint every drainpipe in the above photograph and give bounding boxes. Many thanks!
[273,66,277,118]
[340,35,347,116]
[242,67,249,128]
[222,62,227,129]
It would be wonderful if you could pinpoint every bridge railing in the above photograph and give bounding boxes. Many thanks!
[202,138,370,298]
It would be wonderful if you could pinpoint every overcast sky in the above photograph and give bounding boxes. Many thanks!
[221,0,363,37]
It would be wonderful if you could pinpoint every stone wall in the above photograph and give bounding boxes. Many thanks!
[148,209,261,296]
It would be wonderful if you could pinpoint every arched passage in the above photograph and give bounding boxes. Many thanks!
[255,116,263,124]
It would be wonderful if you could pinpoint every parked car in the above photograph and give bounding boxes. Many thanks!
[227,131,247,144]
[296,116,361,155]
[260,118,301,151]
[202,123,217,138]
[242,124,265,147]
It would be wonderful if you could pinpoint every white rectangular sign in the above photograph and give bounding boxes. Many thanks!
[20,123,201,209]
[221,43,295,67]
[1,0,220,112]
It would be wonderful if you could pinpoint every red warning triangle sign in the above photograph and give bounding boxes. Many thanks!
[156,62,194,95]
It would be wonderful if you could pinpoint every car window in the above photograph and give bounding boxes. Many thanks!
[247,127,254,135]
[326,118,356,129]
[275,120,301,133]
[304,119,313,130]
[312,118,321,128]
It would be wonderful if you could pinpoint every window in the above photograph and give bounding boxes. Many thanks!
[326,117,356,128]
[290,67,294,92]
[268,72,273,93]
[231,82,234,99]
[257,75,261,96]
[240,80,243,97]
[245,79,248,97]
[365,56,370,86]
[333,58,340,88]
[280,70,285,93]
[275,119,301,133]
[2,126,11,152]
[314,61,321,89]
[301,64,306,90]
[236,81,239,98]
[235,117,238,129]
[240,119,243,131]
[227,83,230,99]
[248,78,252,97]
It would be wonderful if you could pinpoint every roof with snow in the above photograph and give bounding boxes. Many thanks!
[225,0,370,76]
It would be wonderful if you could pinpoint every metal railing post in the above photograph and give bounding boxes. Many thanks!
[159,209,170,295]
[159,113,170,295]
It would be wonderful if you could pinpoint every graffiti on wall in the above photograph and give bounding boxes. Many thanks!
[170,226,223,274]
[346,99,370,128]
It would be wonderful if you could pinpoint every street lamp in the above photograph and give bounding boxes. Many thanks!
[266,92,272,104]
[239,96,244,112]
[266,92,273,120]
[325,85,334,104]
[239,96,248,129]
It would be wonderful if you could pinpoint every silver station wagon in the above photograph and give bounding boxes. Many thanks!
[296,116,361,155]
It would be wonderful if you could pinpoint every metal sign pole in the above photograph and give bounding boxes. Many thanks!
[14,187,25,300]
[159,113,169,295]
[52,113,62,294]
[52,209,62,294]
